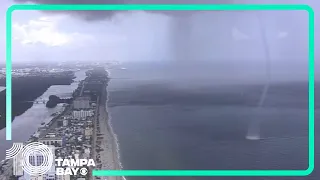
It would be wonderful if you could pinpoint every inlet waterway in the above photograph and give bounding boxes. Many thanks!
[0,70,87,160]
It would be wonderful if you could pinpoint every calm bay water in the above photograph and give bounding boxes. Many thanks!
[0,70,87,160]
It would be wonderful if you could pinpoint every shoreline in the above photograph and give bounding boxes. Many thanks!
[106,80,126,180]
[93,69,125,180]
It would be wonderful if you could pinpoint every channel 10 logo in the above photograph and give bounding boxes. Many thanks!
[6,142,54,176]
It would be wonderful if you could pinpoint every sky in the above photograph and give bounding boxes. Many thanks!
[1,0,319,81]
[10,10,171,63]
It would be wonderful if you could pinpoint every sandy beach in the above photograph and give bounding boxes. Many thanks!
[92,79,124,180]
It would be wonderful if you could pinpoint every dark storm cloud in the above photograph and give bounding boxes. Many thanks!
[13,0,234,20]
[13,0,129,20]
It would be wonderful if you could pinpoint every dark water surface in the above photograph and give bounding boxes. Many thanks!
[107,62,319,180]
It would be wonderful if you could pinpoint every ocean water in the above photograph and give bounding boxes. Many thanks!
[107,61,319,180]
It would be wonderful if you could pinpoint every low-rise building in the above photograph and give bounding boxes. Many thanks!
[56,174,70,180]
[63,119,69,126]
[57,120,63,127]
[39,137,63,147]
[84,128,93,137]
[73,110,94,119]
[19,174,44,180]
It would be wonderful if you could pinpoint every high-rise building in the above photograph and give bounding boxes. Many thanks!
[44,146,56,180]
[20,145,56,180]
[73,97,90,109]
[13,151,23,176]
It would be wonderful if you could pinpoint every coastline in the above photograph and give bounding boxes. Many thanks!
[106,80,126,180]
[93,69,125,180]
